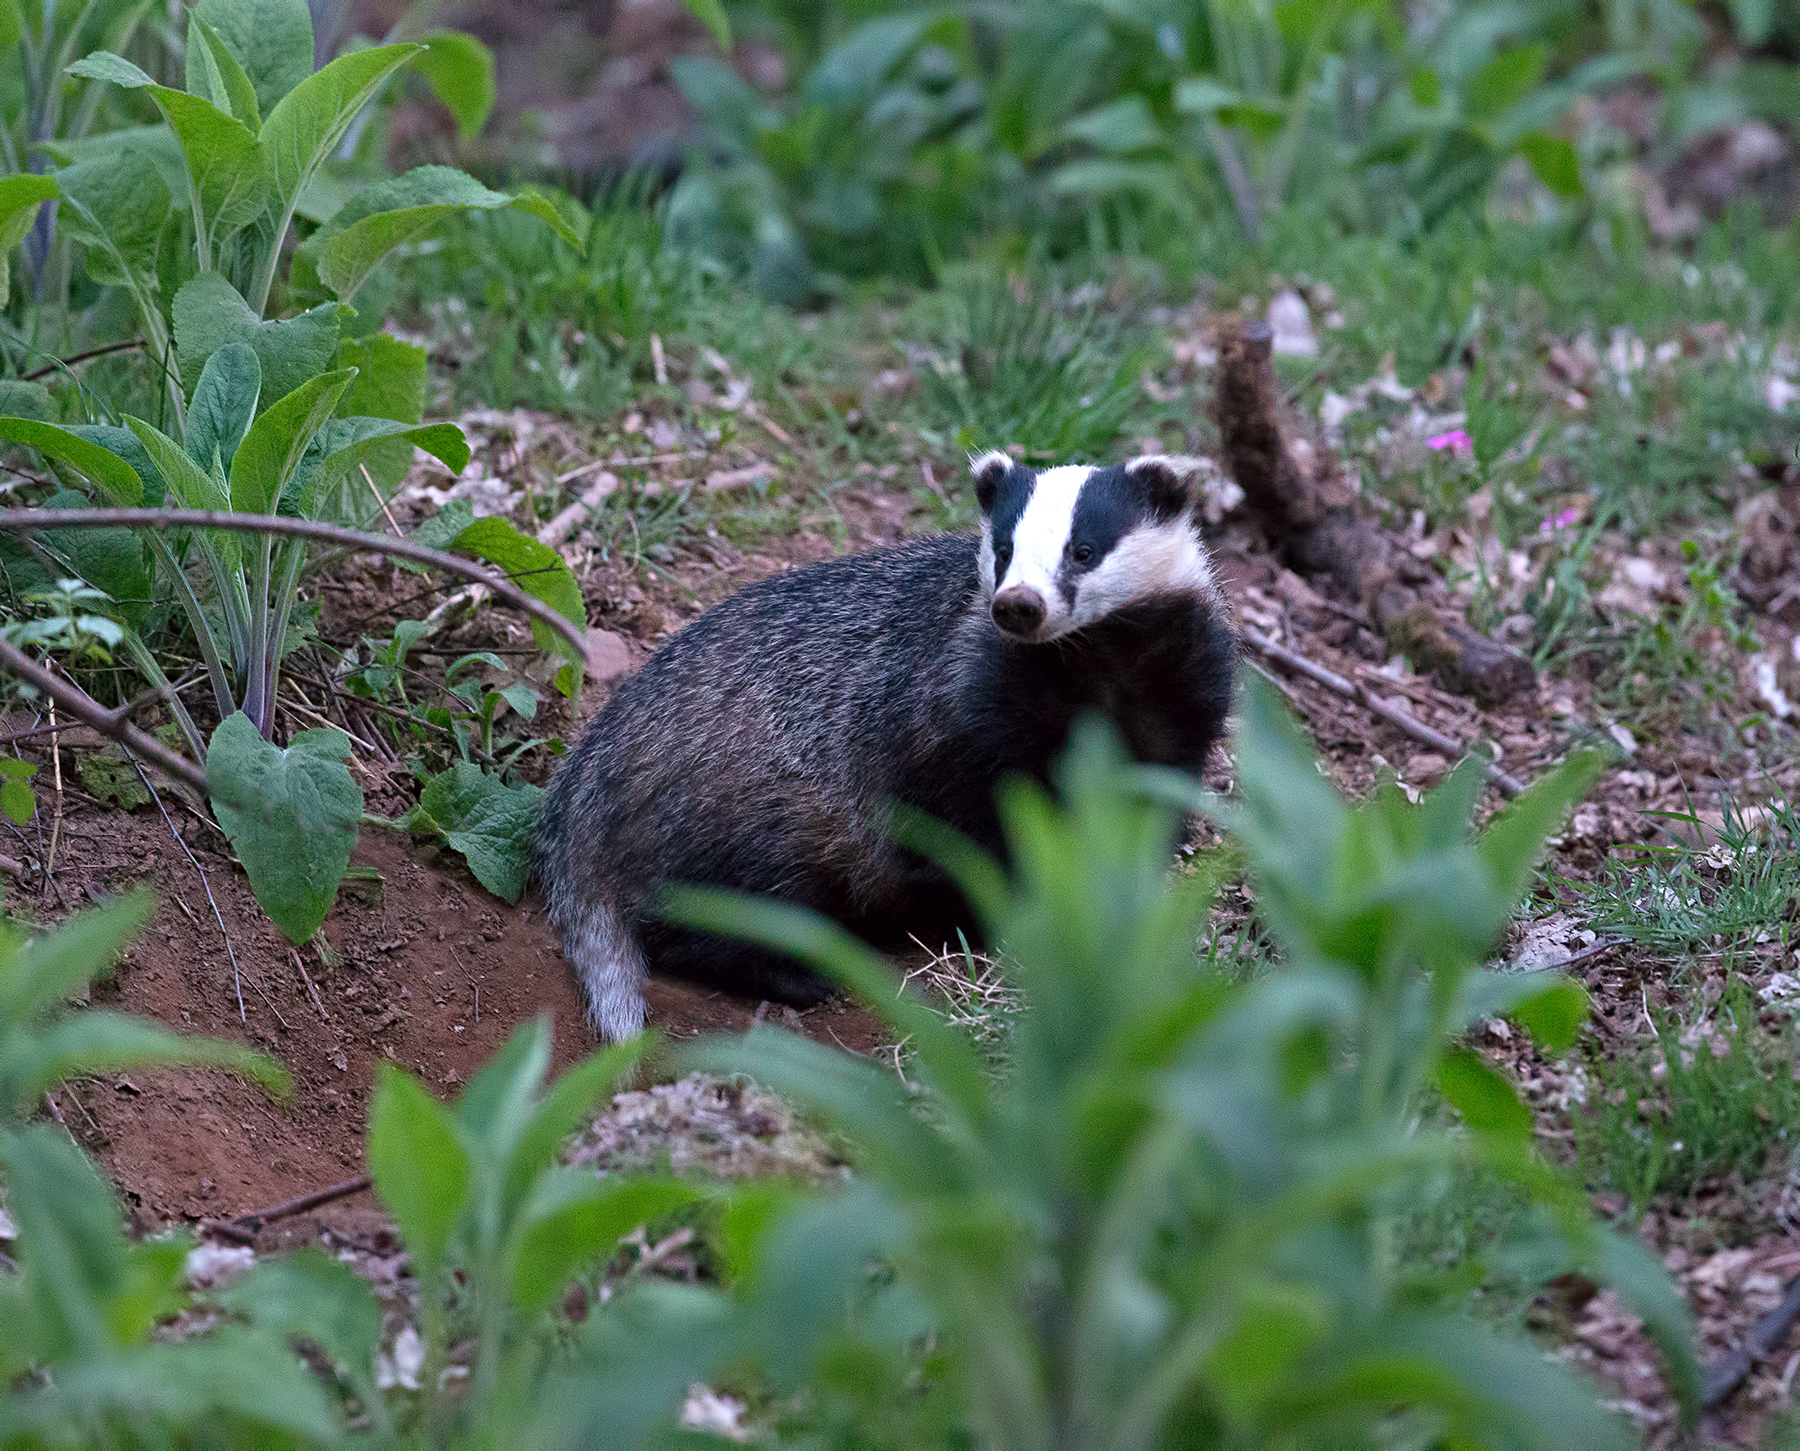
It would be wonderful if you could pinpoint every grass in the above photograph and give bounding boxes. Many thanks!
[1573,978,1800,1215]
[912,264,1155,462]
[1578,798,1800,959]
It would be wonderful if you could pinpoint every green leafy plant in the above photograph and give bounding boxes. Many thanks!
[0,902,323,1445]
[0,0,150,313]
[0,1125,345,1448]
[670,681,1702,1448]
[668,11,987,299]
[398,761,546,905]
[0,904,719,1449]
[339,1017,706,1441]
[0,1,593,944]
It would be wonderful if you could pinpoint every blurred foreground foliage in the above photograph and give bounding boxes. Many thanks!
[0,683,1702,1447]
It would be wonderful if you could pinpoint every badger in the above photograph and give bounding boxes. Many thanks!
[536,451,1237,1039]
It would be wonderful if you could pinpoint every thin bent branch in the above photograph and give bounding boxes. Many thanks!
[0,637,209,795]
[0,508,590,659]
[1242,625,1526,798]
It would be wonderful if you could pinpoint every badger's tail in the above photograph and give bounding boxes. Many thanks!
[554,896,649,1042]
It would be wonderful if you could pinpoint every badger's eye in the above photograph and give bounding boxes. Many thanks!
[993,544,1011,573]
[1072,542,1094,565]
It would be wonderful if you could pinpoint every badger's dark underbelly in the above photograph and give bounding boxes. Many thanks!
[537,533,1236,1006]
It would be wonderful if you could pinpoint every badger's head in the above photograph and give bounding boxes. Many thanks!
[970,450,1220,643]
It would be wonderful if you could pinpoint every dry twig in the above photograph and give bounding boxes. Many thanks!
[0,638,208,795]
[208,1173,374,1245]
[292,949,329,1023]
[1242,626,1526,797]
[0,509,588,659]
[130,757,246,1023]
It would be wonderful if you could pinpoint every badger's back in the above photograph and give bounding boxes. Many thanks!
[537,533,983,949]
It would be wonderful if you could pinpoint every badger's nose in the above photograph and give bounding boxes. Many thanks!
[992,586,1047,639]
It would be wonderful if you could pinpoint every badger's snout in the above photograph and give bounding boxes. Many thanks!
[992,586,1048,639]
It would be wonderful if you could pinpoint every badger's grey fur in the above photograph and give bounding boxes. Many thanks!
[537,451,1237,1039]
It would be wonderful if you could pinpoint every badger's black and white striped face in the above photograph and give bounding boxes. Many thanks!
[970,451,1219,643]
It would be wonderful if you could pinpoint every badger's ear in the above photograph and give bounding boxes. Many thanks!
[1126,454,1198,521]
[970,450,1015,515]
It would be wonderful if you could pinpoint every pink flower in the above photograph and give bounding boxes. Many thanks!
[1539,507,1582,533]
[1426,428,1474,458]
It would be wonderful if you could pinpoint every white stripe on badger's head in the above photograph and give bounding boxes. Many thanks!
[972,451,1219,643]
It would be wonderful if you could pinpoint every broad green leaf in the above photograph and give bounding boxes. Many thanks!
[0,175,58,305]
[1591,1227,1702,1419]
[2,1125,139,1358]
[206,712,362,943]
[53,145,171,298]
[18,489,154,623]
[1203,1279,1329,1422]
[172,271,341,402]
[679,0,732,50]
[455,1017,553,1155]
[0,380,52,420]
[1465,44,1548,121]
[666,886,990,1122]
[186,15,262,130]
[0,419,143,504]
[1050,157,1188,201]
[185,342,262,471]
[8,1012,290,1118]
[524,1282,734,1449]
[192,0,315,116]
[417,763,544,903]
[512,1174,700,1311]
[1436,1046,1531,1144]
[0,766,33,826]
[1278,1313,1638,1449]
[1506,976,1589,1054]
[409,31,496,142]
[125,417,228,511]
[449,515,586,666]
[683,1025,960,1187]
[333,332,425,422]
[804,13,930,107]
[367,1065,470,1277]
[213,1250,385,1411]
[0,890,151,1025]
[66,427,165,506]
[502,1037,649,1213]
[309,165,580,302]
[68,51,157,89]
[293,416,468,520]
[228,368,355,514]
[123,84,269,256]
[1518,130,1582,197]
[412,498,475,551]
[1476,750,1603,904]
[1065,97,1165,155]
[260,44,424,222]
[1453,969,1589,1053]
[0,1327,346,1444]
[1408,66,1443,109]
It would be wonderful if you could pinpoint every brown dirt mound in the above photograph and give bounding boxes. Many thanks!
[18,809,886,1228]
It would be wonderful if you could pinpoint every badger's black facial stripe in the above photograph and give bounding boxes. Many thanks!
[1062,465,1159,582]
[983,465,1036,571]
